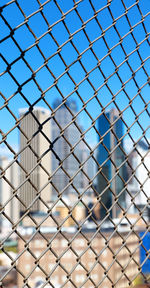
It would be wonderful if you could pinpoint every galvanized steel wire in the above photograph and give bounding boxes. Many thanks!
[0,0,150,287]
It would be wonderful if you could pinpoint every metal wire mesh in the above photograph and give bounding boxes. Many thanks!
[0,0,150,287]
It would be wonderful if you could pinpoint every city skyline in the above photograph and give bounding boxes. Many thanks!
[0,1,150,287]
[1,101,149,160]
[1,102,149,222]
[0,0,149,157]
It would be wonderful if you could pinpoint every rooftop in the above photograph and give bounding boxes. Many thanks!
[19,106,50,115]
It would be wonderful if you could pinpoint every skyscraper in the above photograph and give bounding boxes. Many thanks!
[51,99,88,200]
[19,107,51,213]
[97,109,126,219]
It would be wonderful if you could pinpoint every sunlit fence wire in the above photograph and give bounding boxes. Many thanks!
[0,0,150,287]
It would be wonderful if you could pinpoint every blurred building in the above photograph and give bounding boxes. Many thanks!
[17,229,140,288]
[97,109,126,219]
[126,141,150,215]
[19,107,52,213]
[0,157,19,229]
[51,99,88,200]
[0,266,17,288]
[21,199,85,228]
[84,148,97,187]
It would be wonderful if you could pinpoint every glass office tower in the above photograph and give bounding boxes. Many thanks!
[97,109,126,219]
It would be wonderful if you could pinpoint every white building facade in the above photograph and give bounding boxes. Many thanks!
[127,141,150,213]
[0,157,19,234]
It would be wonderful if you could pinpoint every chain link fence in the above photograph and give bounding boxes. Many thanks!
[0,0,150,287]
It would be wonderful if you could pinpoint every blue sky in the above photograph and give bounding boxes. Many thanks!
[0,0,150,157]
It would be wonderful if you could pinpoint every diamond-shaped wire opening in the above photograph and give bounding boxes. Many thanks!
[0,0,150,287]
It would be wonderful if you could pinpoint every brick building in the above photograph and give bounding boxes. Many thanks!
[17,229,140,288]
